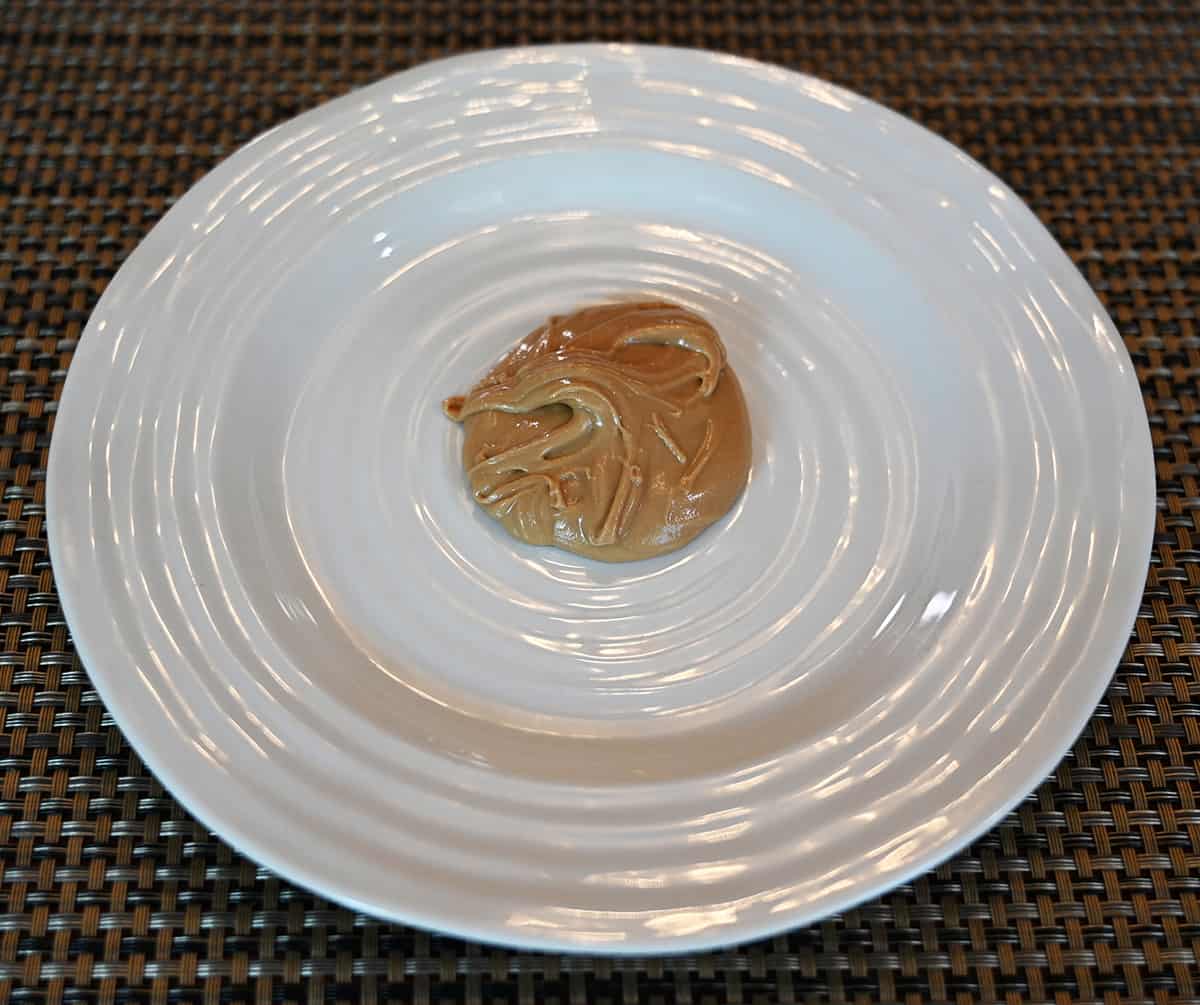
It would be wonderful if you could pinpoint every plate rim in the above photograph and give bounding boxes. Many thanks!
[46,42,1156,953]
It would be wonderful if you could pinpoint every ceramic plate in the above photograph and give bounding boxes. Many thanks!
[47,45,1154,953]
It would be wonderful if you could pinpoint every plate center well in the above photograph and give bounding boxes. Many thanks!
[211,152,971,754]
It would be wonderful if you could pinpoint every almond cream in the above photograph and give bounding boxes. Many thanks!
[444,301,751,561]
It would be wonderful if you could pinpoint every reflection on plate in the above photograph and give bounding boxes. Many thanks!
[47,45,1153,953]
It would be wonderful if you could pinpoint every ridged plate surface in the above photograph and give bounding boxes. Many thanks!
[47,45,1154,953]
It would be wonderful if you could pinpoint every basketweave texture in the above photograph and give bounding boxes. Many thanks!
[1,2,1197,1004]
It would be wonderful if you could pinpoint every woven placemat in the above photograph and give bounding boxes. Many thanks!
[2,2,1197,1003]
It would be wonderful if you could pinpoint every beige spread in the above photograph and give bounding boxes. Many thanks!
[443,301,752,561]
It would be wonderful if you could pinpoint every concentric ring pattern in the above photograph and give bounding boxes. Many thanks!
[46,46,1154,953]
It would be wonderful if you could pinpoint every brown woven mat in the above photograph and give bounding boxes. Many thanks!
[2,1,1198,1003]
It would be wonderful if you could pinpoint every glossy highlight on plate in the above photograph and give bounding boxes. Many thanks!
[46,45,1153,952]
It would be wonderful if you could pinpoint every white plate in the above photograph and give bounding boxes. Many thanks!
[47,45,1154,953]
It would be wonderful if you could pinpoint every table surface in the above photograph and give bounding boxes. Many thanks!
[2,2,1197,1004]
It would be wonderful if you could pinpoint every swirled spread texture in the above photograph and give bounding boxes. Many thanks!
[444,302,752,561]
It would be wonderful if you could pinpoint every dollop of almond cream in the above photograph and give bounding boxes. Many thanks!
[443,301,751,561]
